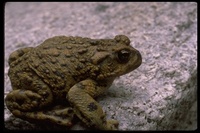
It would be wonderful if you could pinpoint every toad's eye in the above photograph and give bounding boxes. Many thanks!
[117,49,131,63]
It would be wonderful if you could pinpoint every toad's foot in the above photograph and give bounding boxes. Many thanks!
[11,106,74,127]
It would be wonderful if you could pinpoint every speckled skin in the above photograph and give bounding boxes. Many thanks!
[5,35,142,130]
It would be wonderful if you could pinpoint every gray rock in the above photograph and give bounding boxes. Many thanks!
[4,2,197,130]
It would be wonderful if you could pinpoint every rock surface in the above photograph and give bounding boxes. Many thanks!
[4,2,197,130]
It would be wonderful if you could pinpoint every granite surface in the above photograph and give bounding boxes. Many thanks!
[4,2,197,130]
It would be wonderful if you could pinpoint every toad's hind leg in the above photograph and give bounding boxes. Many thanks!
[5,74,74,127]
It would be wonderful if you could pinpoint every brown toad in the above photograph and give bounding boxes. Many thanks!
[5,35,142,130]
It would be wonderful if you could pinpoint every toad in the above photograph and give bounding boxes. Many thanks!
[5,35,142,130]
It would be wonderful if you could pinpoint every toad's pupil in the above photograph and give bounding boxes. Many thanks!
[117,49,130,63]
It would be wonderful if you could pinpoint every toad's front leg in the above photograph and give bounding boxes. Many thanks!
[67,79,118,130]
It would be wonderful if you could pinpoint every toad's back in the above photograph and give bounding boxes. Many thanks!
[8,36,101,98]
[28,36,99,89]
